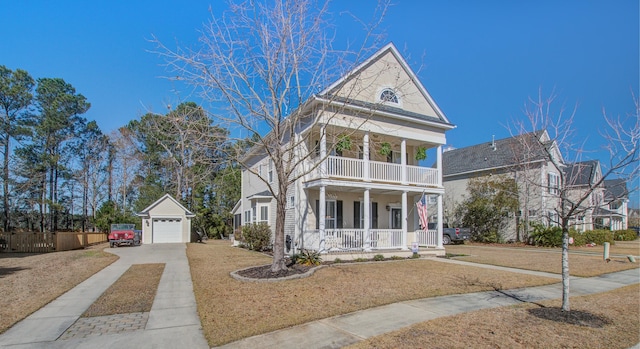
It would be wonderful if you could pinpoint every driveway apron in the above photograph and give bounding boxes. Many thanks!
[0,244,208,349]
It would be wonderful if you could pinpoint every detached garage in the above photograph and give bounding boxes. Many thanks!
[137,194,195,244]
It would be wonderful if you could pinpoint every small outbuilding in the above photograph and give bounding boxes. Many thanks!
[137,194,195,244]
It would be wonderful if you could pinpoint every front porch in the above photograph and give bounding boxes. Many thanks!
[299,228,444,256]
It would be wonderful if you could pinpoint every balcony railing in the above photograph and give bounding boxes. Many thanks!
[314,156,438,187]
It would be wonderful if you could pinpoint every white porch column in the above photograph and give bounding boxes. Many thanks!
[320,125,327,178]
[401,191,408,250]
[319,186,326,253]
[363,132,370,182]
[401,139,407,184]
[437,145,443,186]
[364,188,371,251]
[437,194,443,248]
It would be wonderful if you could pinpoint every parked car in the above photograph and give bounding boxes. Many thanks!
[427,222,471,245]
[108,224,141,247]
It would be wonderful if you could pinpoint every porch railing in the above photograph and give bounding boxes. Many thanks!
[314,156,438,186]
[414,229,438,247]
[301,229,404,252]
[325,156,363,179]
[370,161,402,183]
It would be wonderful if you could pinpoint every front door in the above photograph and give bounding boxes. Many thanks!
[391,208,402,229]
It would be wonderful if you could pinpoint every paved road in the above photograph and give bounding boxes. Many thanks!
[0,244,208,349]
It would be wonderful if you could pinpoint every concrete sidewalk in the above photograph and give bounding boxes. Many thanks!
[0,244,208,349]
[217,266,640,349]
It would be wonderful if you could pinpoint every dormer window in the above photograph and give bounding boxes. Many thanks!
[380,89,399,104]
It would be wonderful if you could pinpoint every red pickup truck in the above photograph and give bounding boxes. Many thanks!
[108,224,141,247]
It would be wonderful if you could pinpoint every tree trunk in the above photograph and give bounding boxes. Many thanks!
[108,146,114,202]
[271,187,288,272]
[561,225,570,311]
[3,134,10,232]
[40,173,46,232]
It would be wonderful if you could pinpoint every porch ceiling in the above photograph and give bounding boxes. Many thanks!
[304,179,444,196]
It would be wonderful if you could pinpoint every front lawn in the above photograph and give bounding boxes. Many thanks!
[187,240,558,347]
[0,243,118,333]
[445,242,639,277]
[348,284,640,349]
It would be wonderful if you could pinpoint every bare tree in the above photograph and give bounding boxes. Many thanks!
[109,127,142,215]
[511,90,639,311]
[137,102,228,208]
[153,0,395,272]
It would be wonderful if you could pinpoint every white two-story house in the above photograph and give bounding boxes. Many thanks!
[234,43,456,256]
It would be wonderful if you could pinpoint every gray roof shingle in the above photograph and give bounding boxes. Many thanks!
[442,131,548,176]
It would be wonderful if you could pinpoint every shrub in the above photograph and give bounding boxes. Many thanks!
[472,230,503,243]
[354,257,368,262]
[613,229,637,241]
[528,224,562,247]
[241,223,272,251]
[569,230,587,246]
[389,256,404,260]
[333,258,343,264]
[292,249,322,266]
[583,229,614,245]
[373,254,385,261]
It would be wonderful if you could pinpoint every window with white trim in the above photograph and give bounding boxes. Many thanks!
[287,195,295,209]
[258,204,269,223]
[268,160,274,183]
[325,200,337,229]
[380,88,399,103]
[548,173,559,195]
[547,211,559,227]
[244,210,251,224]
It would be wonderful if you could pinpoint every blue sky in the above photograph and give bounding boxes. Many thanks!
[1,0,638,207]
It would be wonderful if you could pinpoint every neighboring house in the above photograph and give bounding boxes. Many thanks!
[441,131,564,242]
[564,160,606,232]
[137,193,196,244]
[441,132,631,240]
[234,43,455,255]
[602,179,629,230]
[629,208,640,229]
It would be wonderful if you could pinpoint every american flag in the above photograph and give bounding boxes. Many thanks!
[416,193,428,230]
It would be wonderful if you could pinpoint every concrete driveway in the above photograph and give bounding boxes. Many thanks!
[0,244,208,349]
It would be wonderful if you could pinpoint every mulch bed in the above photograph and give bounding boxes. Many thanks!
[236,263,314,279]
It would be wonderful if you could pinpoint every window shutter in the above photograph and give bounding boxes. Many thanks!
[353,201,360,229]
[337,200,343,229]
[315,200,319,229]
[372,202,378,229]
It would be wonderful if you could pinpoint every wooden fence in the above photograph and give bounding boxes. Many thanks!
[0,232,108,253]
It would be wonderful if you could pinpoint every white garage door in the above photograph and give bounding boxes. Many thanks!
[152,218,182,243]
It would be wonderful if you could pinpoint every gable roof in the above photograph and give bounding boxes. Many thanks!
[442,131,551,177]
[136,193,196,218]
[247,190,273,200]
[564,160,600,187]
[604,179,628,200]
[318,42,453,128]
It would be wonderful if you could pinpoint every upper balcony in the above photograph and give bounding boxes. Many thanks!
[307,155,439,187]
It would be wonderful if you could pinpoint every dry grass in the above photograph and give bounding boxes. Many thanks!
[446,244,639,277]
[188,241,559,347]
[0,243,118,334]
[347,284,640,349]
[572,240,640,256]
[82,263,165,317]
